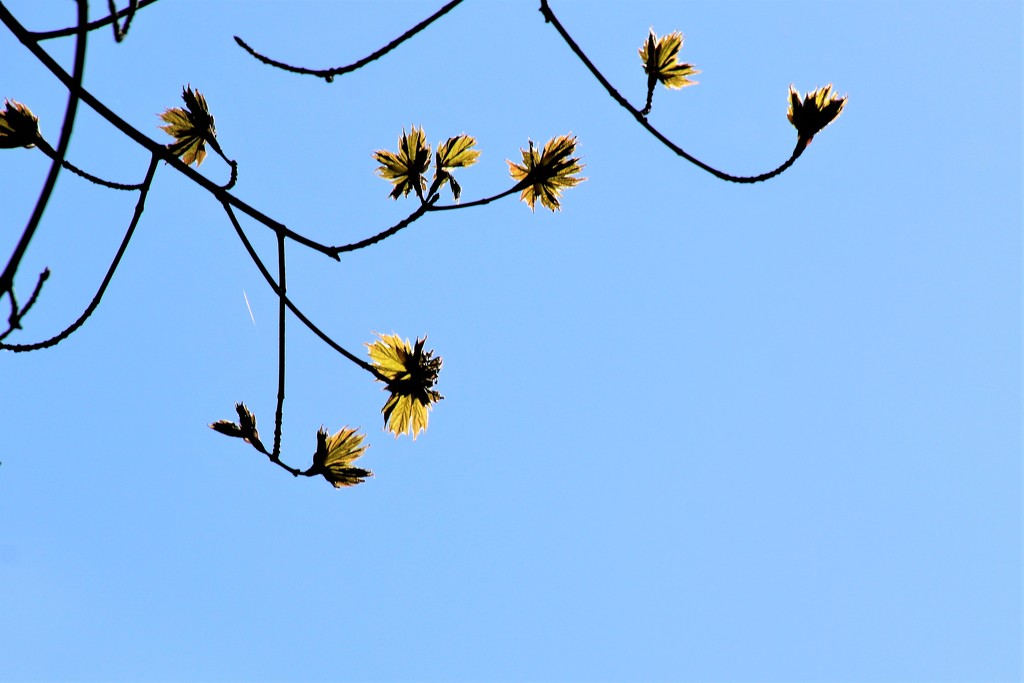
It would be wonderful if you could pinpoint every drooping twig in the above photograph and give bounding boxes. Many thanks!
[234,0,465,82]
[331,202,432,255]
[221,201,386,382]
[538,0,806,184]
[0,4,339,260]
[35,137,144,190]
[0,153,160,352]
[272,232,287,461]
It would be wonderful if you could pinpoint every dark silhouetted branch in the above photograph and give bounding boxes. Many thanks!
[0,4,338,259]
[106,0,138,42]
[538,0,806,184]
[0,0,88,337]
[0,267,48,342]
[31,0,159,40]
[0,153,159,352]
[35,137,144,190]
[234,0,465,82]
[221,201,386,382]
[272,232,287,460]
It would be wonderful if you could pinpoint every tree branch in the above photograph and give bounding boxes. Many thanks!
[234,0,465,82]
[0,153,160,352]
[538,0,807,184]
[0,0,88,333]
[31,0,159,40]
[0,4,339,259]
[221,201,386,382]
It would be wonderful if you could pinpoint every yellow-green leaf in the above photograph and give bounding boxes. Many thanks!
[436,134,479,170]
[507,134,586,212]
[373,126,431,199]
[158,85,217,166]
[366,333,443,439]
[639,30,699,90]
[312,426,372,488]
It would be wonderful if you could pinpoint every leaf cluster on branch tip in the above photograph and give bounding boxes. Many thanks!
[158,85,218,167]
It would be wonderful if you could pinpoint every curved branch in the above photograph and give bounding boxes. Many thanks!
[36,137,144,190]
[0,0,88,320]
[330,201,432,255]
[0,153,160,352]
[221,202,386,382]
[32,0,160,41]
[234,0,465,82]
[428,185,522,211]
[538,0,806,184]
[0,5,339,260]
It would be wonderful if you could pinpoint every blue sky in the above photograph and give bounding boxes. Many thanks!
[1,1,1021,681]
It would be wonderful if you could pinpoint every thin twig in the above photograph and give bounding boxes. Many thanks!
[0,153,160,352]
[428,185,522,211]
[538,0,806,184]
[32,0,159,40]
[272,232,286,461]
[234,0,465,82]
[331,202,432,254]
[221,202,386,382]
[107,0,139,42]
[0,5,339,260]
[0,268,48,341]
[36,137,144,190]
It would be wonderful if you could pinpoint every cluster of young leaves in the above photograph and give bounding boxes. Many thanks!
[209,333,443,487]
[641,29,699,90]
[507,135,586,212]
[211,403,372,488]
[374,126,587,212]
[366,333,444,440]
[373,126,480,202]
[786,84,847,143]
[157,85,219,167]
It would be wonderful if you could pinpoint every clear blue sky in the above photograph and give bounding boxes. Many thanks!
[1,1,1021,681]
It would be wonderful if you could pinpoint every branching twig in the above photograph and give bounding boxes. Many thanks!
[221,201,386,382]
[538,0,806,184]
[0,153,159,352]
[0,267,48,342]
[234,0,465,82]
[106,0,139,42]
